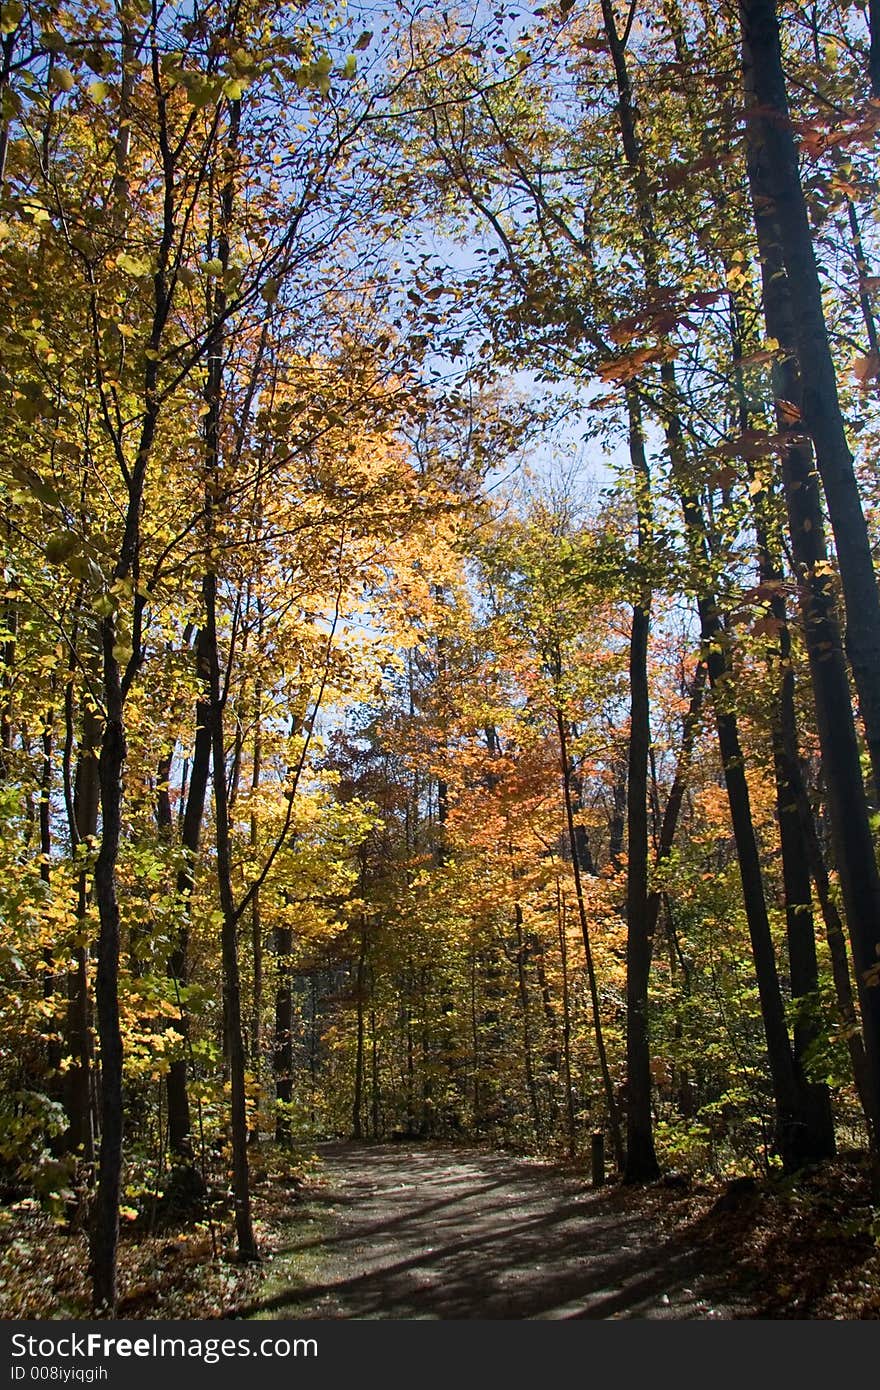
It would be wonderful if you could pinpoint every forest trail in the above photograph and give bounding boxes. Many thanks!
[242,1143,756,1320]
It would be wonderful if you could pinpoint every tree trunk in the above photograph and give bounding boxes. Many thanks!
[556,884,577,1159]
[623,388,660,1183]
[730,294,836,1161]
[658,362,811,1170]
[89,649,125,1313]
[645,662,706,953]
[556,708,625,1169]
[513,902,542,1142]
[204,569,258,1260]
[739,0,880,812]
[745,82,880,1146]
[771,638,835,1157]
[63,702,101,1164]
[166,679,211,1164]
[201,95,256,1261]
[352,920,367,1141]
[273,926,293,1145]
[249,688,263,1076]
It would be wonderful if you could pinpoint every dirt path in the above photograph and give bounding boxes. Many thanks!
[241,1143,758,1320]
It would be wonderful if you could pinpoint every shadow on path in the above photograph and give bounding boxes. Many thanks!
[239,1143,756,1321]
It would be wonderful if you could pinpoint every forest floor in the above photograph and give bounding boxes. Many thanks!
[1,1142,878,1318]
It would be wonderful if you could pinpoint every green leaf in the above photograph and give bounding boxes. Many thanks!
[52,67,75,92]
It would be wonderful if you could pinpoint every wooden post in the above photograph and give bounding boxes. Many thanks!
[591,1131,605,1188]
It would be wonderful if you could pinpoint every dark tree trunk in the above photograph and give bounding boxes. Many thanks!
[698,594,808,1169]
[201,95,256,1261]
[746,84,880,1145]
[608,751,627,869]
[370,994,380,1139]
[739,0,880,812]
[249,699,263,1075]
[556,708,625,1170]
[513,902,542,1142]
[623,389,660,1183]
[89,648,125,1314]
[729,295,836,1161]
[273,926,293,1145]
[352,920,367,1141]
[771,629,835,1157]
[166,686,211,1163]
[204,570,257,1260]
[645,662,706,952]
[38,705,64,1078]
[64,704,101,1163]
[793,770,874,1135]
[556,884,577,1159]
[0,578,16,777]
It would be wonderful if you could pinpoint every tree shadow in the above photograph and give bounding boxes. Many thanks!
[237,1144,751,1320]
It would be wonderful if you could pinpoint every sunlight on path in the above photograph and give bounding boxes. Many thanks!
[242,1143,754,1321]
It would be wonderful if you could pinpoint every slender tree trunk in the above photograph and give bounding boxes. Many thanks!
[352,919,367,1141]
[792,772,874,1135]
[63,702,100,1164]
[89,651,125,1313]
[166,676,211,1164]
[273,926,293,1145]
[513,902,542,1142]
[645,662,706,952]
[556,883,577,1160]
[844,196,880,358]
[556,708,625,1169]
[622,388,660,1183]
[700,592,813,1167]
[204,571,257,1258]
[249,686,263,1076]
[201,95,256,1261]
[771,642,836,1156]
[370,990,380,1140]
[656,357,811,1168]
[37,703,64,1079]
[0,562,17,778]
